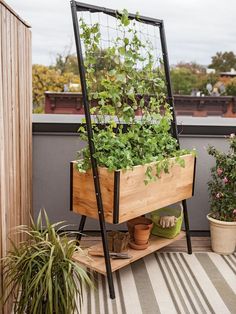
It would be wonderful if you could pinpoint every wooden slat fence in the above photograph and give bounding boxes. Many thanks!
[0,1,32,313]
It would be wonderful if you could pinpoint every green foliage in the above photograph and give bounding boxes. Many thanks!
[77,119,185,170]
[170,59,236,96]
[87,48,118,73]
[175,62,206,74]
[79,11,166,119]
[225,77,236,96]
[2,209,93,314]
[76,10,194,181]
[170,67,198,95]
[208,51,236,72]
[170,62,212,95]
[195,73,219,95]
[207,134,236,222]
[170,55,236,96]
[53,52,79,75]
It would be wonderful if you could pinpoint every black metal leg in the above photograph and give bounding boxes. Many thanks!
[98,215,115,299]
[76,215,87,241]
[182,199,192,254]
[76,215,115,298]
[71,2,115,299]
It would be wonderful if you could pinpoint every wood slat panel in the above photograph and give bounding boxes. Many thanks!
[72,154,195,223]
[72,163,115,222]
[0,2,31,313]
[0,4,4,309]
[119,154,195,222]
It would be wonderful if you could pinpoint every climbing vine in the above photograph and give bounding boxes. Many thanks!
[76,10,194,182]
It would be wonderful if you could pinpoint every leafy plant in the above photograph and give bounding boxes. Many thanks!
[207,134,236,222]
[1,209,93,314]
[170,67,198,95]
[77,121,192,180]
[225,77,236,96]
[80,10,166,120]
[76,10,194,180]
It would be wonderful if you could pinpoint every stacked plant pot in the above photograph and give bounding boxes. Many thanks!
[127,217,153,250]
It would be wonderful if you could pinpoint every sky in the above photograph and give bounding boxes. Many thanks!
[6,0,236,67]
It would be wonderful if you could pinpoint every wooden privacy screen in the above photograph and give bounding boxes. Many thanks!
[0,1,32,313]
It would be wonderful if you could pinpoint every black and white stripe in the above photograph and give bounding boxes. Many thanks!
[79,252,236,314]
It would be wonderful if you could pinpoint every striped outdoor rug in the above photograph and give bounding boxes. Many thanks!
[80,252,236,314]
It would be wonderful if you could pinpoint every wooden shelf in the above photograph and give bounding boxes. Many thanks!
[73,231,185,275]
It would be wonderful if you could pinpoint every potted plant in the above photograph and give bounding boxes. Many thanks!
[1,210,93,314]
[207,134,236,254]
[70,10,196,224]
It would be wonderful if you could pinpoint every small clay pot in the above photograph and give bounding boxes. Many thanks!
[127,217,153,240]
[134,224,150,245]
[129,240,149,250]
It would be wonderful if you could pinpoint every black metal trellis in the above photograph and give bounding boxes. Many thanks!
[70,0,192,299]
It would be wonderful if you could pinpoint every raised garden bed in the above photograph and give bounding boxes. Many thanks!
[70,154,195,224]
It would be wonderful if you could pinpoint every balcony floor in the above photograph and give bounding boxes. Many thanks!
[78,237,236,314]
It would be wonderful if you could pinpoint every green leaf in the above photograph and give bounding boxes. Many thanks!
[118,47,126,55]
[120,9,130,26]
[124,37,129,45]
[108,69,116,76]
[116,73,126,83]
[2,209,93,313]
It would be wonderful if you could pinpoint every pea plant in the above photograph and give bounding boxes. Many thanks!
[76,10,194,183]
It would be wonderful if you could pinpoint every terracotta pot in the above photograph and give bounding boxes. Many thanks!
[127,217,153,240]
[207,214,236,255]
[129,240,149,250]
[134,224,150,245]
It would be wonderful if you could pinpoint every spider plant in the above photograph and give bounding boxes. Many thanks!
[2,209,93,314]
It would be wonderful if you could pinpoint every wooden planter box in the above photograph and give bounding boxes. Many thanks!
[70,154,196,224]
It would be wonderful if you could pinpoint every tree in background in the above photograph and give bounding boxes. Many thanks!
[53,53,79,75]
[171,55,236,96]
[32,47,118,112]
[195,73,219,95]
[33,49,236,113]
[33,65,81,111]
[225,77,236,96]
[174,62,206,74]
[208,51,236,72]
[170,67,199,95]
[89,49,117,72]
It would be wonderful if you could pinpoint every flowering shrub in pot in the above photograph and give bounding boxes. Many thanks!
[207,134,236,254]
